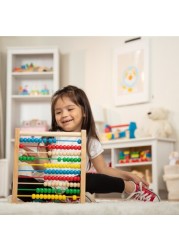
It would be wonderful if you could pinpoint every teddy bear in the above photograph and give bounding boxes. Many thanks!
[169,151,179,165]
[135,107,173,138]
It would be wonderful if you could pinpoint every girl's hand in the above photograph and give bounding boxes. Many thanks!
[128,172,149,188]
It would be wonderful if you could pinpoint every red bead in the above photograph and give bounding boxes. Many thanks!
[19,144,23,148]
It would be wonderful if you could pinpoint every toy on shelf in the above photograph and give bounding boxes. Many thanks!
[18,84,50,96]
[30,85,50,96]
[40,85,50,95]
[101,122,137,141]
[18,85,29,95]
[119,149,151,164]
[20,119,49,132]
[13,63,53,73]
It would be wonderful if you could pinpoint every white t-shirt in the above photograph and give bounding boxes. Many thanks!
[86,138,104,171]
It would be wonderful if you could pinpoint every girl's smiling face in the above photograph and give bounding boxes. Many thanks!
[54,96,84,132]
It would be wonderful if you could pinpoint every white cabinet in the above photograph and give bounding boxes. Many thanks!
[6,47,60,195]
[101,137,175,195]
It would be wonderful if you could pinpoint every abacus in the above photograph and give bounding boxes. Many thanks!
[12,128,86,203]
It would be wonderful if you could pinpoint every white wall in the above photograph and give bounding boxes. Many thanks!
[0,36,179,151]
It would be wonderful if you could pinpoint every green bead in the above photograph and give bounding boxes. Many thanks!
[27,156,31,161]
[65,189,70,194]
[48,188,52,193]
[30,156,35,161]
[56,189,61,194]
[40,188,44,193]
[36,188,40,193]
[44,188,48,193]
[22,156,27,161]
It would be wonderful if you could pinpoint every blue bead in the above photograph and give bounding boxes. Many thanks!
[77,139,81,144]
[43,138,47,144]
[48,138,52,143]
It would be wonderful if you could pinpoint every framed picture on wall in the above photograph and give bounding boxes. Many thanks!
[113,38,149,106]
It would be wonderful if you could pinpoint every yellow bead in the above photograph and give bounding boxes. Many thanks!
[72,195,77,201]
[51,195,55,200]
[35,194,40,199]
[43,194,48,199]
[40,194,44,199]
[44,163,48,168]
[54,195,58,200]
[32,194,36,199]
[62,195,66,200]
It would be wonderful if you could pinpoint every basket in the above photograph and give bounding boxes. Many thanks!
[163,165,179,200]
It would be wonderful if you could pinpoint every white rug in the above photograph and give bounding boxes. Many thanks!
[0,199,179,215]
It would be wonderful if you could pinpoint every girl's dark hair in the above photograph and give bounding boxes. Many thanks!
[50,85,99,159]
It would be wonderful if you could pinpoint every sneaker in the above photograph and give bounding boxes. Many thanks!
[85,192,96,202]
[126,182,160,202]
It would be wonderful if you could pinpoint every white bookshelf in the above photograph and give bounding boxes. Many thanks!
[101,137,175,195]
[5,47,60,195]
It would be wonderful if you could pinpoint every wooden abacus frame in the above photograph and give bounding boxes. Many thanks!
[12,128,86,203]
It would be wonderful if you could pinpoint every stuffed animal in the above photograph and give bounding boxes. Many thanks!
[135,107,173,138]
[169,151,179,165]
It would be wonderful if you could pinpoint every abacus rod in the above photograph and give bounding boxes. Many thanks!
[17,195,80,198]
[18,182,44,185]
[20,131,81,137]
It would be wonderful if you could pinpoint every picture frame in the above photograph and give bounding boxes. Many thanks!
[113,38,149,106]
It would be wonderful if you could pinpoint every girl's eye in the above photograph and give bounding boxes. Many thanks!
[56,112,61,115]
[68,109,74,111]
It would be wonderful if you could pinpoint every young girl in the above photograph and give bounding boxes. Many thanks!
[19,85,160,202]
[47,85,160,202]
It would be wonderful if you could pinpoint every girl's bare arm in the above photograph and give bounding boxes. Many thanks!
[22,144,49,170]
